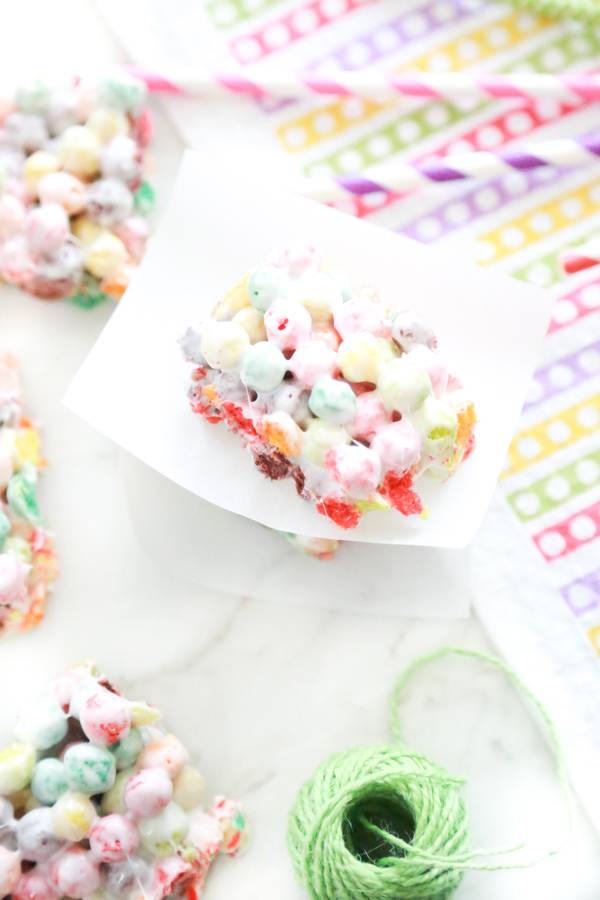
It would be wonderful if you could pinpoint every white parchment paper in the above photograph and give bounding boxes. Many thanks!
[121,452,472,616]
[64,150,554,547]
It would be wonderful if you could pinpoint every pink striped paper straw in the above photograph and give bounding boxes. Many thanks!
[296,134,600,202]
[560,238,600,274]
[123,64,600,103]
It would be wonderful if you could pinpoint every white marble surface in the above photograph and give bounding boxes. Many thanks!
[2,2,600,897]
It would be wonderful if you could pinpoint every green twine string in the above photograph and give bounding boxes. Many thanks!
[288,647,573,900]
[500,0,600,24]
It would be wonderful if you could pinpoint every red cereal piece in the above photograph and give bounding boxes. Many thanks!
[316,497,361,530]
[348,381,376,396]
[188,381,223,422]
[293,467,311,501]
[189,400,222,423]
[26,275,80,301]
[221,401,259,438]
[463,432,476,460]
[154,857,195,899]
[380,471,423,517]
[130,107,155,150]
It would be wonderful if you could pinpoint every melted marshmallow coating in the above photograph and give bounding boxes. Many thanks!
[180,244,477,532]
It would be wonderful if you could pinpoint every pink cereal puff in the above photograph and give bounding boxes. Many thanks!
[391,310,436,352]
[12,870,59,900]
[112,216,148,262]
[49,848,100,900]
[68,678,104,718]
[24,204,69,257]
[286,242,322,278]
[89,814,140,862]
[4,113,48,154]
[6,178,33,208]
[79,687,130,745]
[357,284,379,302]
[351,393,392,442]
[47,664,94,713]
[210,797,248,857]
[38,172,85,216]
[289,341,337,388]
[0,235,36,286]
[1,150,25,182]
[446,372,463,393]
[312,325,341,351]
[188,809,222,861]
[324,445,381,496]
[333,296,386,340]
[98,141,142,193]
[408,346,448,398]
[136,735,189,780]
[0,97,15,127]
[75,81,97,122]
[124,767,173,819]
[0,846,21,900]
[152,857,193,899]
[131,108,155,150]
[0,554,29,606]
[370,421,421,475]
[264,299,312,352]
[0,194,26,241]
[269,242,321,278]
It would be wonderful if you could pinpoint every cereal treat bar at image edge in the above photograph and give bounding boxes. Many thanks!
[179,243,477,532]
[0,661,248,900]
[279,533,340,560]
[0,354,57,635]
[0,72,155,307]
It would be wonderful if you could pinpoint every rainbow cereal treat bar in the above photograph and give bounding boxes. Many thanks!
[0,355,57,634]
[0,661,248,900]
[180,243,476,531]
[0,73,154,307]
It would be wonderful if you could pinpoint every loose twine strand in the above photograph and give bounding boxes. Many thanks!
[388,647,574,871]
[288,647,574,900]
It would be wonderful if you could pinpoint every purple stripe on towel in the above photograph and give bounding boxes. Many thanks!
[561,569,600,616]
[524,337,600,410]
[396,166,566,244]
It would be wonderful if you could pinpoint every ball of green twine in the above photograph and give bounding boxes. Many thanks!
[288,743,469,900]
[288,648,573,900]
